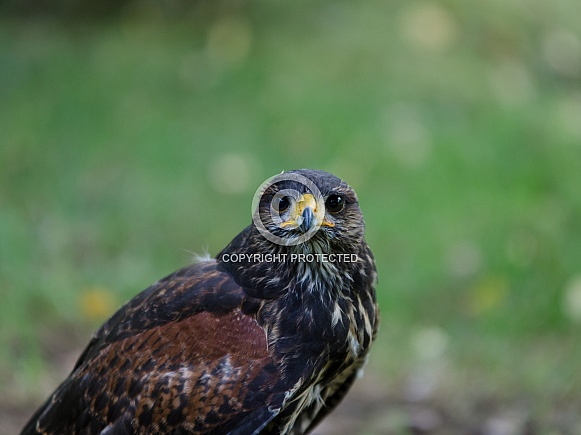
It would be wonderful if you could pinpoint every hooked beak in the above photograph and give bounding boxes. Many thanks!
[298,205,316,233]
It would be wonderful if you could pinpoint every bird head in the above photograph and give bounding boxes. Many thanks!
[252,169,365,252]
[217,169,373,298]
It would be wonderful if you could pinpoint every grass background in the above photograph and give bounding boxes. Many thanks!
[1,0,581,432]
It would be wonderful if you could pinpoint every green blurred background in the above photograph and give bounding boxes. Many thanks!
[2,0,581,433]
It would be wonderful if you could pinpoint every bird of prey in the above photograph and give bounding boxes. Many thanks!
[22,169,379,435]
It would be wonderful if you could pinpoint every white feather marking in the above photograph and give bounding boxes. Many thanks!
[191,251,213,263]
[348,330,361,356]
[331,302,343,327]
[363,307,373,340]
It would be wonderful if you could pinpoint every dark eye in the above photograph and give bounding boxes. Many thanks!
[276,196,291,213]
[325,194,344,213]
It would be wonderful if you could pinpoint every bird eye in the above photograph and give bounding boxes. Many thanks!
[325,194,344,213]
[276,196,291,213]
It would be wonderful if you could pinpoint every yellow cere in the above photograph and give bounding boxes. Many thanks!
[280,193,334,228]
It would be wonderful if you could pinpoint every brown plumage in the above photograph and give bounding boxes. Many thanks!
[22,169,379,435]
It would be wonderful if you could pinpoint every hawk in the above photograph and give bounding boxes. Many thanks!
[22,169,379,435]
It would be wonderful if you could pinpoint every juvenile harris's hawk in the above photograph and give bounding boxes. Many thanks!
[23,169,379,435]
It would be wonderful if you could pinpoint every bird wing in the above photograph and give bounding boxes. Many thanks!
[22,260,286,435]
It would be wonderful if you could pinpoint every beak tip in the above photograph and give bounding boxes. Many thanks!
[298,207,317,233]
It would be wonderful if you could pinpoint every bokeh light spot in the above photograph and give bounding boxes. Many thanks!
[466,276,509,316]
[400,2,458,52]
[542,29,581,77]
[412,326,449,362]
[208,153,257,194]
[446,241,483,278]
[79,287,117,322]
[382,103,433,168]
[555,95,581,141]
[488,59,536,106]
[562,275,581,322]
[206,16,253,68]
